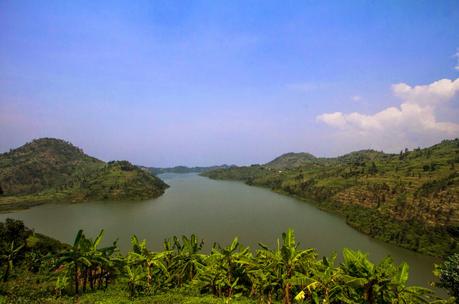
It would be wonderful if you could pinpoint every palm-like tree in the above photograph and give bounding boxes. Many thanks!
[82,229,117,291]
[127,235,170,291]
[340,248,433,303]
[125,264,146,298]
[291,254,357,304]
[255,229,316,304]
[279,229,317,304]
[1,241,24,282]
[54,230,91,294]
[195,237,251,298]
[169,234,205,286]
[53,229,117,294]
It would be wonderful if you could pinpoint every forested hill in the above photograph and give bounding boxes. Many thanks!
[0,138,168,211]
[265,152,319,169]
[202,139,459,256]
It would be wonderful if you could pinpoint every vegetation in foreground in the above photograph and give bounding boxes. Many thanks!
[202,139,459,257]
[0,138,169,212]
[1,219,457,304]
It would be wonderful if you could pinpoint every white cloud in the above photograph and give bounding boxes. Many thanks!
[317,112,347,128]
[317,78,459,152]
[392,78,459,106]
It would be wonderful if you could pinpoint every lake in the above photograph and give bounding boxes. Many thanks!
[0,173,438,288]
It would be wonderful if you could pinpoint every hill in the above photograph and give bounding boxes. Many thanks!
[265,152,319,169]
[202,139,459,256]
[0,138,168,211]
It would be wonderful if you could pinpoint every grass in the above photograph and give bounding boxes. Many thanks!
[0,272,261,304]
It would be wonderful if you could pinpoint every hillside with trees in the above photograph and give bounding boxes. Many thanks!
[0,138,168,211]
[202,139,459,256]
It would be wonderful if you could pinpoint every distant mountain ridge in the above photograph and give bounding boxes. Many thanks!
[144,165,234,175]
[0,138,168,211]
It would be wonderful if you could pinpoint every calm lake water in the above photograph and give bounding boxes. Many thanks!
[0,173,439,288]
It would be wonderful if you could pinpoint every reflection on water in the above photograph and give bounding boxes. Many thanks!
[0,173,439,288]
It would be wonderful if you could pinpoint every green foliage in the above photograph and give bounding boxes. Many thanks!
[0,218,66,284]
[266,152,319,169]
[435,254,459,302]
[202,138,459,256]
[52,229,120,295]
[0,220,449,303]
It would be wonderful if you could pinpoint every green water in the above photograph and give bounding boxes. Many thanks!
[0,173,438,288]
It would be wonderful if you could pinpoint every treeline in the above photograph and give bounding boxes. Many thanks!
[1,219,457,303]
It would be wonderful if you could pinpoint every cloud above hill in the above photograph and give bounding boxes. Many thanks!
[317,78,459,152]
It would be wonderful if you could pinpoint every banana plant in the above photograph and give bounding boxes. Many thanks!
[169,234,205,286]
[125,265,146,298]
[53,230,91,294]
[127,235,170,291]
[83,229,117,291]
[390,262,435,303]
[339,248,435,304]
[264,229,317,304]
[1,241,24,282]
[242,253,279,304]
[53,229,117,294]
[195,237,251,298]
[291,254,357,304]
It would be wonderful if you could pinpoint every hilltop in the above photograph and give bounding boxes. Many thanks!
[0,138,168,211]
[265,152,319,169]
[202,139,459,256]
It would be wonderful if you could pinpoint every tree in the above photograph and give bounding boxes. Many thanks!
[127,235,170,292]
[169,234,205,286]
[435,254,459,302]
[53,229,117,294]
[195,237,251,298]
[1,241,24,282]
[368,162,378,175]
[253,229,316,304]
[340,248,433,303]
[54,230,91,294]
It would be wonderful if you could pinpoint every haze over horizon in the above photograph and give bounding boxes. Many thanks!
[1,1,459,167]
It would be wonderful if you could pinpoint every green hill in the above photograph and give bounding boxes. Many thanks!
[265,152,319,169]
[202,139,459,256]
[0,138,168,211]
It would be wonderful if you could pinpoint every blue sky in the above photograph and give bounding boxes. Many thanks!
[1,1,459,166]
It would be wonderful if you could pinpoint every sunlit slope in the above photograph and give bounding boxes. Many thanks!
[202,139,459,256]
